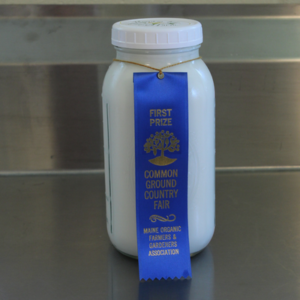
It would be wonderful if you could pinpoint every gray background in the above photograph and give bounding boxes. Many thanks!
[1,5,300,300]
[1,4,300,171]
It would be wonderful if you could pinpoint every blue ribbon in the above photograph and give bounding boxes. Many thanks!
[134,72,192,281]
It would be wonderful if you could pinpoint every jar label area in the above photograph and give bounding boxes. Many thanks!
[134,72,192,281]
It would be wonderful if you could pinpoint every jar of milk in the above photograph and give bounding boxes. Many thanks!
[102,18,215,258]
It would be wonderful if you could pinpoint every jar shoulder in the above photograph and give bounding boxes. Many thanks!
[193,60,214,84]
[103,59,212,76]
[102,60,214,99]
[192,60,215,97]
[102,62,133,100]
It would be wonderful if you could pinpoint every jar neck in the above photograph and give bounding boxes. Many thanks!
[115,45,201,69]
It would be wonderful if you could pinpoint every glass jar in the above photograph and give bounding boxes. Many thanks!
[102,18,215,257]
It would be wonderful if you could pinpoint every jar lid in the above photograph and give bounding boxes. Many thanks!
[111,18,203,50]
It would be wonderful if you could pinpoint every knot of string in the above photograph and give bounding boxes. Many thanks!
[113,56,202,75]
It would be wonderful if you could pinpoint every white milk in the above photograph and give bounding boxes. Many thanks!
[102,18,215,257]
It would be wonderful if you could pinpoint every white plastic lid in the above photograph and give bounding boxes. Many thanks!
[112,18,203,50]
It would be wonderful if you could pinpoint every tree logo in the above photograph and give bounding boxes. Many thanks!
[144,130,180,166]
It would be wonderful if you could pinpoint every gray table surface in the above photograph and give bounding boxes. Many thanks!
[0,172,299,300]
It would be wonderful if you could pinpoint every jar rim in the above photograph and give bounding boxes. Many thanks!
[114,44,201,55]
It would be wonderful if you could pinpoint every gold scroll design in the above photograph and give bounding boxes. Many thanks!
[144,130,180,166]
[149,214,176,223]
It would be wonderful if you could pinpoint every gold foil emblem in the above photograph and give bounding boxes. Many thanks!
[144,130,180,166]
